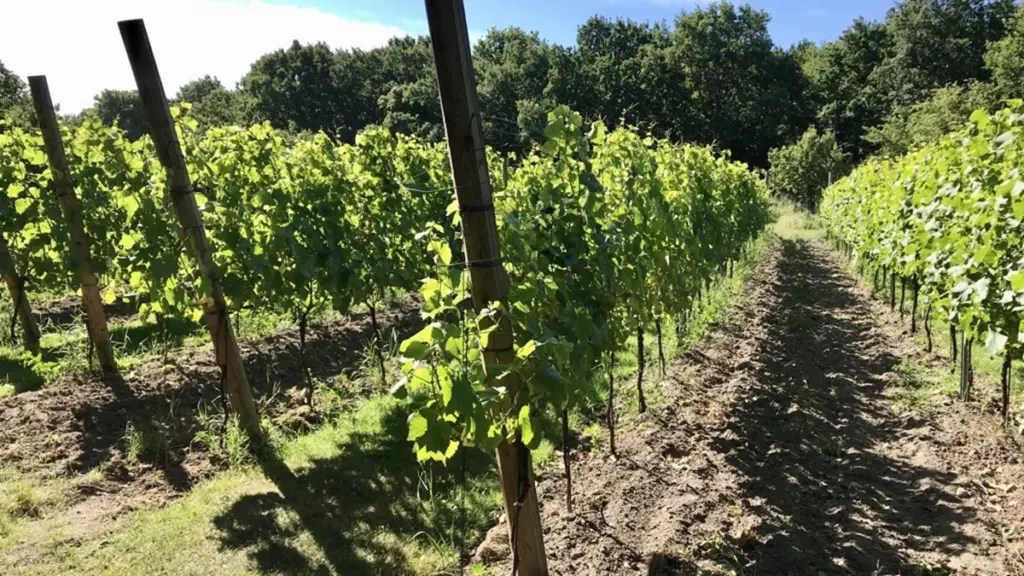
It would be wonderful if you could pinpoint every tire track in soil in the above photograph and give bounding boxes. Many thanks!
[476,237,1024,575]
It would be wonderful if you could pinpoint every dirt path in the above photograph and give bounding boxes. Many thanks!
[481,237,1024,575]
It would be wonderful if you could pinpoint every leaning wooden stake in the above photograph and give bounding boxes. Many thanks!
[424,1,548,573]
[118,19,261,438]
[0,234,41,352]
[28,76,117,375]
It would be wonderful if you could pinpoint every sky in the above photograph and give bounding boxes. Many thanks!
[0,0,896,113]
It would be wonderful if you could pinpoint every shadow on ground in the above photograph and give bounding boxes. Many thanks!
[709,239,976,574]
[213,403,494,576]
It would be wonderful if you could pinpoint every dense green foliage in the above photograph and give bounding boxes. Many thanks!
[0,107,451,326]
[801,0,1019,161]
[821,102,1024,365]
[768,128,849,210]
[864,82,999,157]
[0,61,32,129]
[89,89,149,141]
[0,105,769,461]
[396,107,771,461]
[987,6,1024,99]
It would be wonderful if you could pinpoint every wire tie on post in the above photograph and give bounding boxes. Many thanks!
[170,183,194,198]
[459,202,494,215]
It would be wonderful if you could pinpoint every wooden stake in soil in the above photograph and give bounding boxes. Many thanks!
[28,76,118,376]
[899,277,906,320]
[118,19,261,439]
[423,1,547,572]
[367,301,387,385]
[950,324,958,370]
[0,234,40,352]
[960,334,974,401]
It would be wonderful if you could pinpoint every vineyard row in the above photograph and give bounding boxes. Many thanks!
[822,102,1024,419]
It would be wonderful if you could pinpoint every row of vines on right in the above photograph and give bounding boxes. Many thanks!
[821,101,1024,421]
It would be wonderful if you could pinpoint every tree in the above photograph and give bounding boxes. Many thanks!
[0,60,33,129]
[864,81,999,157]
[473,28,554,153]
[768,127,848,211]
[807,19,892,162]
[372,36,442,139]
[574,18,668,132]
[873,0,1017,109]
[91,89,148,140]
[379,73,443,140]
[174,75,249,128]
[671,2,811,166]
[986,5,1024,98]
[242,41,347,136]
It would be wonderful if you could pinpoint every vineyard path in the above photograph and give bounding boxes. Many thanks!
[481,235,1024,576]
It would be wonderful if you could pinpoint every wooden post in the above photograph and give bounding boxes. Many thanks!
[0,234,41,352]
[118,19,261,438]
[28,76,118,375]
[424,1,548,573]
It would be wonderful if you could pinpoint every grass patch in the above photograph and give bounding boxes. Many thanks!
[0,303,295,395]
[888,360,959,417]
[773,199,824,241]
[123,421,169,463]
[1,395,500,576]
[0,471,66,554]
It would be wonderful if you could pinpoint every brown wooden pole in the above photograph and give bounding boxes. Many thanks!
[424,1,548,573]
[28,76,117,375]
[0,234,41,352]
[118,19,261,438]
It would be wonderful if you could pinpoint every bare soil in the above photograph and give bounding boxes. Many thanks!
[0,298,423,516]
[477,237,1024,575]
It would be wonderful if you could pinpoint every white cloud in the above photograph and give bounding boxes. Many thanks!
[0,0,411,113]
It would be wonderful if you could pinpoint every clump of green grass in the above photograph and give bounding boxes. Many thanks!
[124,421,169,463]
[193,411,255,470]
[0,471,65,546]
[773,199,824,240]
[887,360,959,417]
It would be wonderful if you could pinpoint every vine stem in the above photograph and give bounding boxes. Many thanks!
[562,408,572,513]
[656,317,666,378]
[637,324,647,414]
[368,299,387,385]
[1002,349,1012,425]
[607,350,616,456]
[924,301,933,353]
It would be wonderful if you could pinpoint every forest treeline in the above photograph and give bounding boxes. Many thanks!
[1,0,1023,176]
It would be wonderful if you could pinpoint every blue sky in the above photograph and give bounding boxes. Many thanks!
[306,0,898,48]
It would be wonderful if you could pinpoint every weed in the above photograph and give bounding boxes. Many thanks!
[360,326,400,388]
[582,422,605,453]
[313,377,351,419]
[194,409,254,469]
[124,421,168,463]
